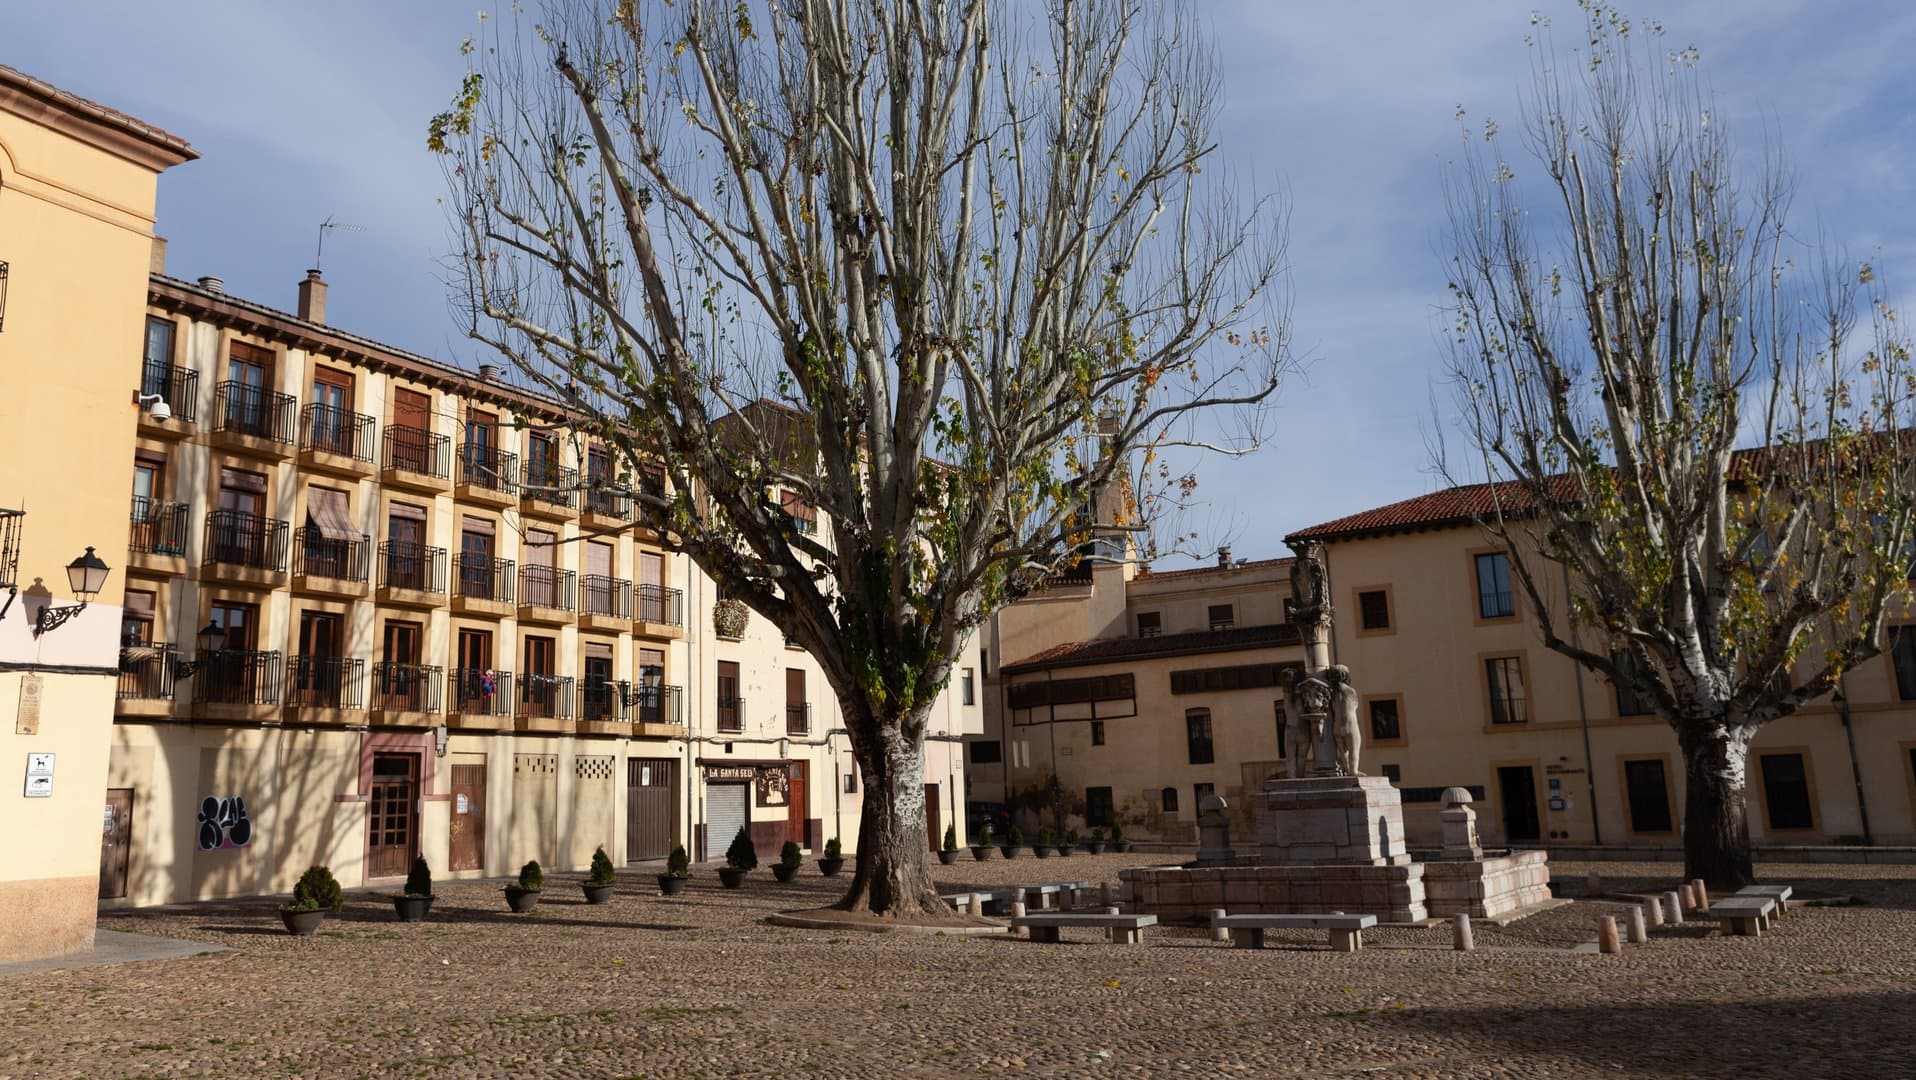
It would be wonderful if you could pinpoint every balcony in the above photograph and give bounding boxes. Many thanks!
[579,574,631,632]
[116,643,177,718]
[635,583,686,638]
[579,678,622,728]
[291,526,370,598]
[583,486,632,530]
[786,701,812,735]
[212,380,297,456]
[285,656,366,725]
[518,564,576,624]
[447,668,513,731]
[629,683,685,734]
[369,662,443,727]
[717,695,746,734]
[190,648,283,722]
[139,359,197,434]
[377,540,447,608]
[382,425,452,493]
[520,461,579,520]
[202,509,289,587]
[517,673,575,733]
[456,443,518,508]
[451,553,515,617]
[128,497,189,574]
[298,403,377,476]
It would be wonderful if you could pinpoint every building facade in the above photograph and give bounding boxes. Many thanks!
[0,67,195,960]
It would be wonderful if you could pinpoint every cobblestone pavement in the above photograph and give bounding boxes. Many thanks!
[3,855,1913,1078]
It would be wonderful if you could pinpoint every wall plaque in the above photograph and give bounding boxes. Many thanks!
[15,674,41,735]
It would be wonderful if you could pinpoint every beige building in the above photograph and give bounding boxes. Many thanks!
[0,67,195,961]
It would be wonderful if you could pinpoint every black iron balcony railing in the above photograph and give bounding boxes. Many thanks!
[636,584,684,626]
[581,679,620,723]
[384,425,450,479]
[379,540,447,594]
[372,662,443,714]
[717,695,745,733]
[129,497,189,557]
[627,682,685,726]
[786,701,812,735]
[287,655,364,710]
[581,574,631,618]
[117,643,178,700]
[520,673,575,720]
[453,553,515,603]
[300,402,376,461]
[585,486,631,520]
[214,380,296,444]
[789,513,818,536]
[449,668,512,716]
[522,461,579,509]
[293,525,370,583]
[519,564,576,611]
[192,648,283,706]
[204,509,290,572]
[458,442,518,493]
[140,359,199,424]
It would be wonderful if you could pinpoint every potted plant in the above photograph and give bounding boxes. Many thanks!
[1058,829,1079,857]
[281,864,342,935]
[581,845,616,904]
[1033,825,1055,858]
[938,823,960,865]
[719,827,756,888]
[999,826,1021,859]
[1086,827,1108,855]
[773,841,803,883]
[391,856,434,922]
[817,836,845,877]
[969,826,993,861]
[658,842,691,896]
[712,597,751,639]
[505,859,543,912]
[1110,822,1131,853]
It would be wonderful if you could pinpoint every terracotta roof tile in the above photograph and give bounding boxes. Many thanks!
[0,64,195,160]
[1002,622,1301,675]
[1285,480,1541,544]
[1136,556,1293,582]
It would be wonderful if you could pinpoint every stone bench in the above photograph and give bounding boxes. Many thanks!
[1012,912,1157,945]
[1210,913,1379,953]
[1735,884,1793,917]
[1708,895,1777,937]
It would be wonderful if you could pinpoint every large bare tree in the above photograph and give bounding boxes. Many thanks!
[1442,4,1916,887]
[432,0,1287,917]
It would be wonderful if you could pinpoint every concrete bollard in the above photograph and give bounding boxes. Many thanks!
[1010,900,1028,936]
[1679,883,1697,913]
[1587,870,1604,898]
[1100,882,1114,908]
[1690,878,1710,910]
[1645,896,1664,927]
[1209,908,1230,942]
[967,894,984,917]
[1101,906,1120,915]
[1596,916,1621,955]
[1663,891,1683,926]
[1626,905,1647,944]
[1452,913,1474,952]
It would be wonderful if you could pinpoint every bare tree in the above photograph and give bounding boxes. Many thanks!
[432,0,1288,917]
[1442,4,1916,887]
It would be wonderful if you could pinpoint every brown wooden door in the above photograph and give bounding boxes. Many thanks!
[393,387,433,471]
[925,784,941,853]
[788,762,808,848]
[367,754,419,878]
[449,763,486,871]
[627,758,679,859]
[100,788,134,899]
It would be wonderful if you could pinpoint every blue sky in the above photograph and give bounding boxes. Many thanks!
[10,1,1916,566]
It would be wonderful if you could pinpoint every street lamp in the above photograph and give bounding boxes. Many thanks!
[32,546,110,636]
[172,621,228,679]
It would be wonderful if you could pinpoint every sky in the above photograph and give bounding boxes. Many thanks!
[10,1,1916,568]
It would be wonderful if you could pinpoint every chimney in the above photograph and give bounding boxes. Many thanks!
[197,275,223,293]
[149,236,168,275]
[297,269,327,324]
[1217,545,1232,569]
[478,362,502,381]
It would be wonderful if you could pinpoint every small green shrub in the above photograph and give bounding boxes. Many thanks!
[1007,826,1023,845]
[1110,823,1126,843]
[665,842,691,878]
[1090,827,1106,842]
[780,841,802,868]
[291,865,342,912]
[823,836,842,860]
[726,827,758,871]
[942,823,958,851]
[975,824,992,845]
[516,860,544,891]
[1064,829,1079,845]
[588,846,616,886]
[1038,826,1054,844]
[403,856,433,899]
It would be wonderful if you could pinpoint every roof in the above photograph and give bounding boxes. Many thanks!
[0,65,196,168]
[1136,556,1292,582]
[1285,480,1539,545]
[1002,622,1301,675]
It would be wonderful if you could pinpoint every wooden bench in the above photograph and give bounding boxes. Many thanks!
[1210,913,1378,953]
[1708,895,1776,937]
[1011,912,1157,945]
[1735,884,1793,918]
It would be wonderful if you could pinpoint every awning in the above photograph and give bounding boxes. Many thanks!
[461,514,495,538]
[306,486,359,542]
[587,540,613,577]
[389,501,427,521]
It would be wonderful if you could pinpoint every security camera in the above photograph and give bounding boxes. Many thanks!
[148,399,172,423]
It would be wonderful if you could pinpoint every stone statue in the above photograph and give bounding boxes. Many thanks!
[1278,667,1317,778]
[1287,540,1330,630]
[1324,664,1362,776]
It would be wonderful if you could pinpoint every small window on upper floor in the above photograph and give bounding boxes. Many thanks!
[1207,604,1234,632]
[1136,611,1161,638]
[961,667,976,706]
[1358,589,1391,631]
[1090,720,1105,746]
[1474,552,1515,620]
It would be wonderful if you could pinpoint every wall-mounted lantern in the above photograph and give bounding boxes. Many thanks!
[33,546,110,636]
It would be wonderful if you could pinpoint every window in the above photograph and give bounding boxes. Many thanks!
[1759,753,1815,830]
[1357,589,1391,631]
[121,588,156,646]
[1207,604,1235,631]
[1085,787,1114,828]
[1379,763,1401,783]
[843,772,858,794]
[1368,698,1401,741]
[1891,626,1916,701]
[1090,720,1105,746]
[1612,650,1658,716]
[143,315,175,369]
[1136,611,1161,638]
[1474,552,1515,619]
[961,667,975,706]
[1170,661,1303,695]
[786,667,809,734]
[780,488,818,535]
[1006,674,1135,710]
[969,741,1002,765]
[1161,786,1178,813]
[1185,709,1214,764]
[980,648,989,676]
[1623,758,1673,833]
[1485,656,1528,725]
[1194,781,1215,806]
[717,660,742,732]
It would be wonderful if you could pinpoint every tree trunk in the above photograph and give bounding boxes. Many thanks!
[835,721,944,918]
[1679,720,1756,891]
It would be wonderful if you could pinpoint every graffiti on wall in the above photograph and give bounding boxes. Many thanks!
[197,795,252,851]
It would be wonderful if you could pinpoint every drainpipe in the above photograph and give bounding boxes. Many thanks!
[1833,680,1874,845]
[1562,562,1601,846]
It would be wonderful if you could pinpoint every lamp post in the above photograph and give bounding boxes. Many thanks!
[172,621,228,680]
[32,546,110,636]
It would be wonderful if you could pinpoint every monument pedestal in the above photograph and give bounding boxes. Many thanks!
[1255,775,1409,866]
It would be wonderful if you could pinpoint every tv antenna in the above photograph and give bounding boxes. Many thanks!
[314,215,365,271]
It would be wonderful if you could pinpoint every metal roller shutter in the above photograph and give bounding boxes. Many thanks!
[706,782,749,862]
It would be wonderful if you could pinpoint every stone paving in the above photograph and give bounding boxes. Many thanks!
[2,854,1913,1077]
